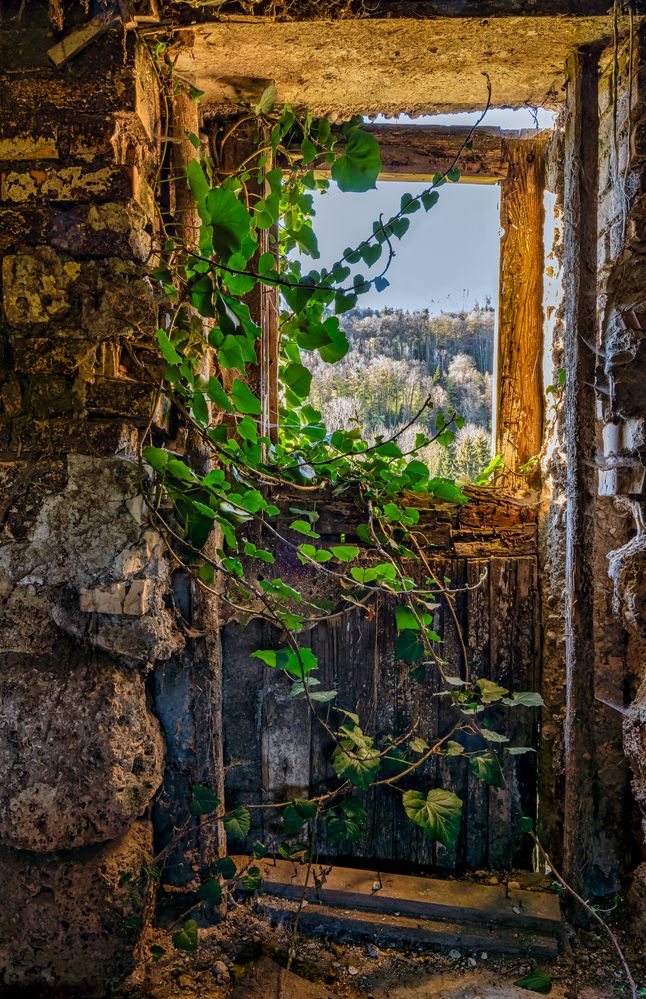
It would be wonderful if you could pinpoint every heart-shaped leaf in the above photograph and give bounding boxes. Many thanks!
[402,788,462,848]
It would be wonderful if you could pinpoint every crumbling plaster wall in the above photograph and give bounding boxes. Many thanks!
[540,19,646,917]
[0,4,189,990]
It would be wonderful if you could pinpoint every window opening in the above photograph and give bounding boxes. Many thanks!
[281,108,555,484]
[304,178,499,483]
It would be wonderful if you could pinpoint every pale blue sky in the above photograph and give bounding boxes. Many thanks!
[307,109,555,313]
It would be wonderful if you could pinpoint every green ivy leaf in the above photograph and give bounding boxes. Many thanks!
[421,190,440,211]
[400,192,421,214]
[198,878,223,905]
[402,788,462,848]
[150,945,166,962]
[223,806,251,841]
[514,970,552,993]
[331,128,381,192]
[395,605,419,631]
[293,798,319,818]
[375,441,402,458]
[143,445,169,474]
[206,376,234,413]
[480,728,509,744]
[211,856,237,879]
[205,188,251,258]
[476,678,510,704]
[282,804,305,836]
[427,477,468,505]
[469,751,504,788]
[156,328,181,365]
[283,362,312,399]
[240,866,262,891]
[331,545,360,562]
[231,378,261,415]
[190,784,219,816]
[502,691,545,707]
[395,630,424,663]
[186,159,209,208]
[332,736,381,790]
[172,919,198,953]
[360,242,382,267]
[255,82,276,115]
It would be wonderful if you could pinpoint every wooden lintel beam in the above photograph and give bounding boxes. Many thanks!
[364,124,507,183]
[309,126,545,184]
[495,134,548,477]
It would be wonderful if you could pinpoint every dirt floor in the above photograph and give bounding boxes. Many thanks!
[122,899,646,999]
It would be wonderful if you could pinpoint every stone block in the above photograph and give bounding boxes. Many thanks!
[0,129,58,162]
[85,376,157,420]
[0,207,48,252]
[0,453,184,664]
[80,578,152,616]
[0,654,164,851]
[2,247,82,325]
[26,374,79,419]
[0,821,152,992]
[0,163,133,204]
[608,534,646,639]
[12,335,98,379]
[9,415,141,457]
[48,200,152,261]
[80,258,158,337]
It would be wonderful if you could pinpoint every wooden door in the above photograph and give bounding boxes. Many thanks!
[220,491,540,872]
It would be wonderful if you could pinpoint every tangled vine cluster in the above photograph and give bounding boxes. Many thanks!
[136,47,544,957]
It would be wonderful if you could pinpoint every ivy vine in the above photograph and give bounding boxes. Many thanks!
[137,46,542,954]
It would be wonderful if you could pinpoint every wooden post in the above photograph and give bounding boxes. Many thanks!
[495,138,546,479]
[561,46,601,900]
[216,121,279,443]
[164,90,227,878]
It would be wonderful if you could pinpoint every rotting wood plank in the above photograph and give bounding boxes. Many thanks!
[258,897,560,958]
[240,857,562,934]
[266,486,538,558]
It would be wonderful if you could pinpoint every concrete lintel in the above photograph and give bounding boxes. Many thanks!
[175,15,616,117]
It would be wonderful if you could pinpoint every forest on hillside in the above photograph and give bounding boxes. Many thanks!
[307,306,496,481]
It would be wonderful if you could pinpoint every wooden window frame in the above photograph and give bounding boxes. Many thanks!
[214,121,547,474]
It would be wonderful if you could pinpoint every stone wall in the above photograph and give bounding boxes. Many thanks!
[0,4,180,990]
[596,20,646,928]
[540,18,646,915]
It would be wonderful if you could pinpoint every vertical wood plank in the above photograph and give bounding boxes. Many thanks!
[496,138,546,478]
[561,46,603,899]
[221,552,540,871]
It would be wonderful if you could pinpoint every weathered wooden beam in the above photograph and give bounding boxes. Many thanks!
[266,485,538,557]
[495,135,547,476]
[47,14,116,67]
[561,47,602,901]
[242,857,562,934]
[364,124,507,183]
